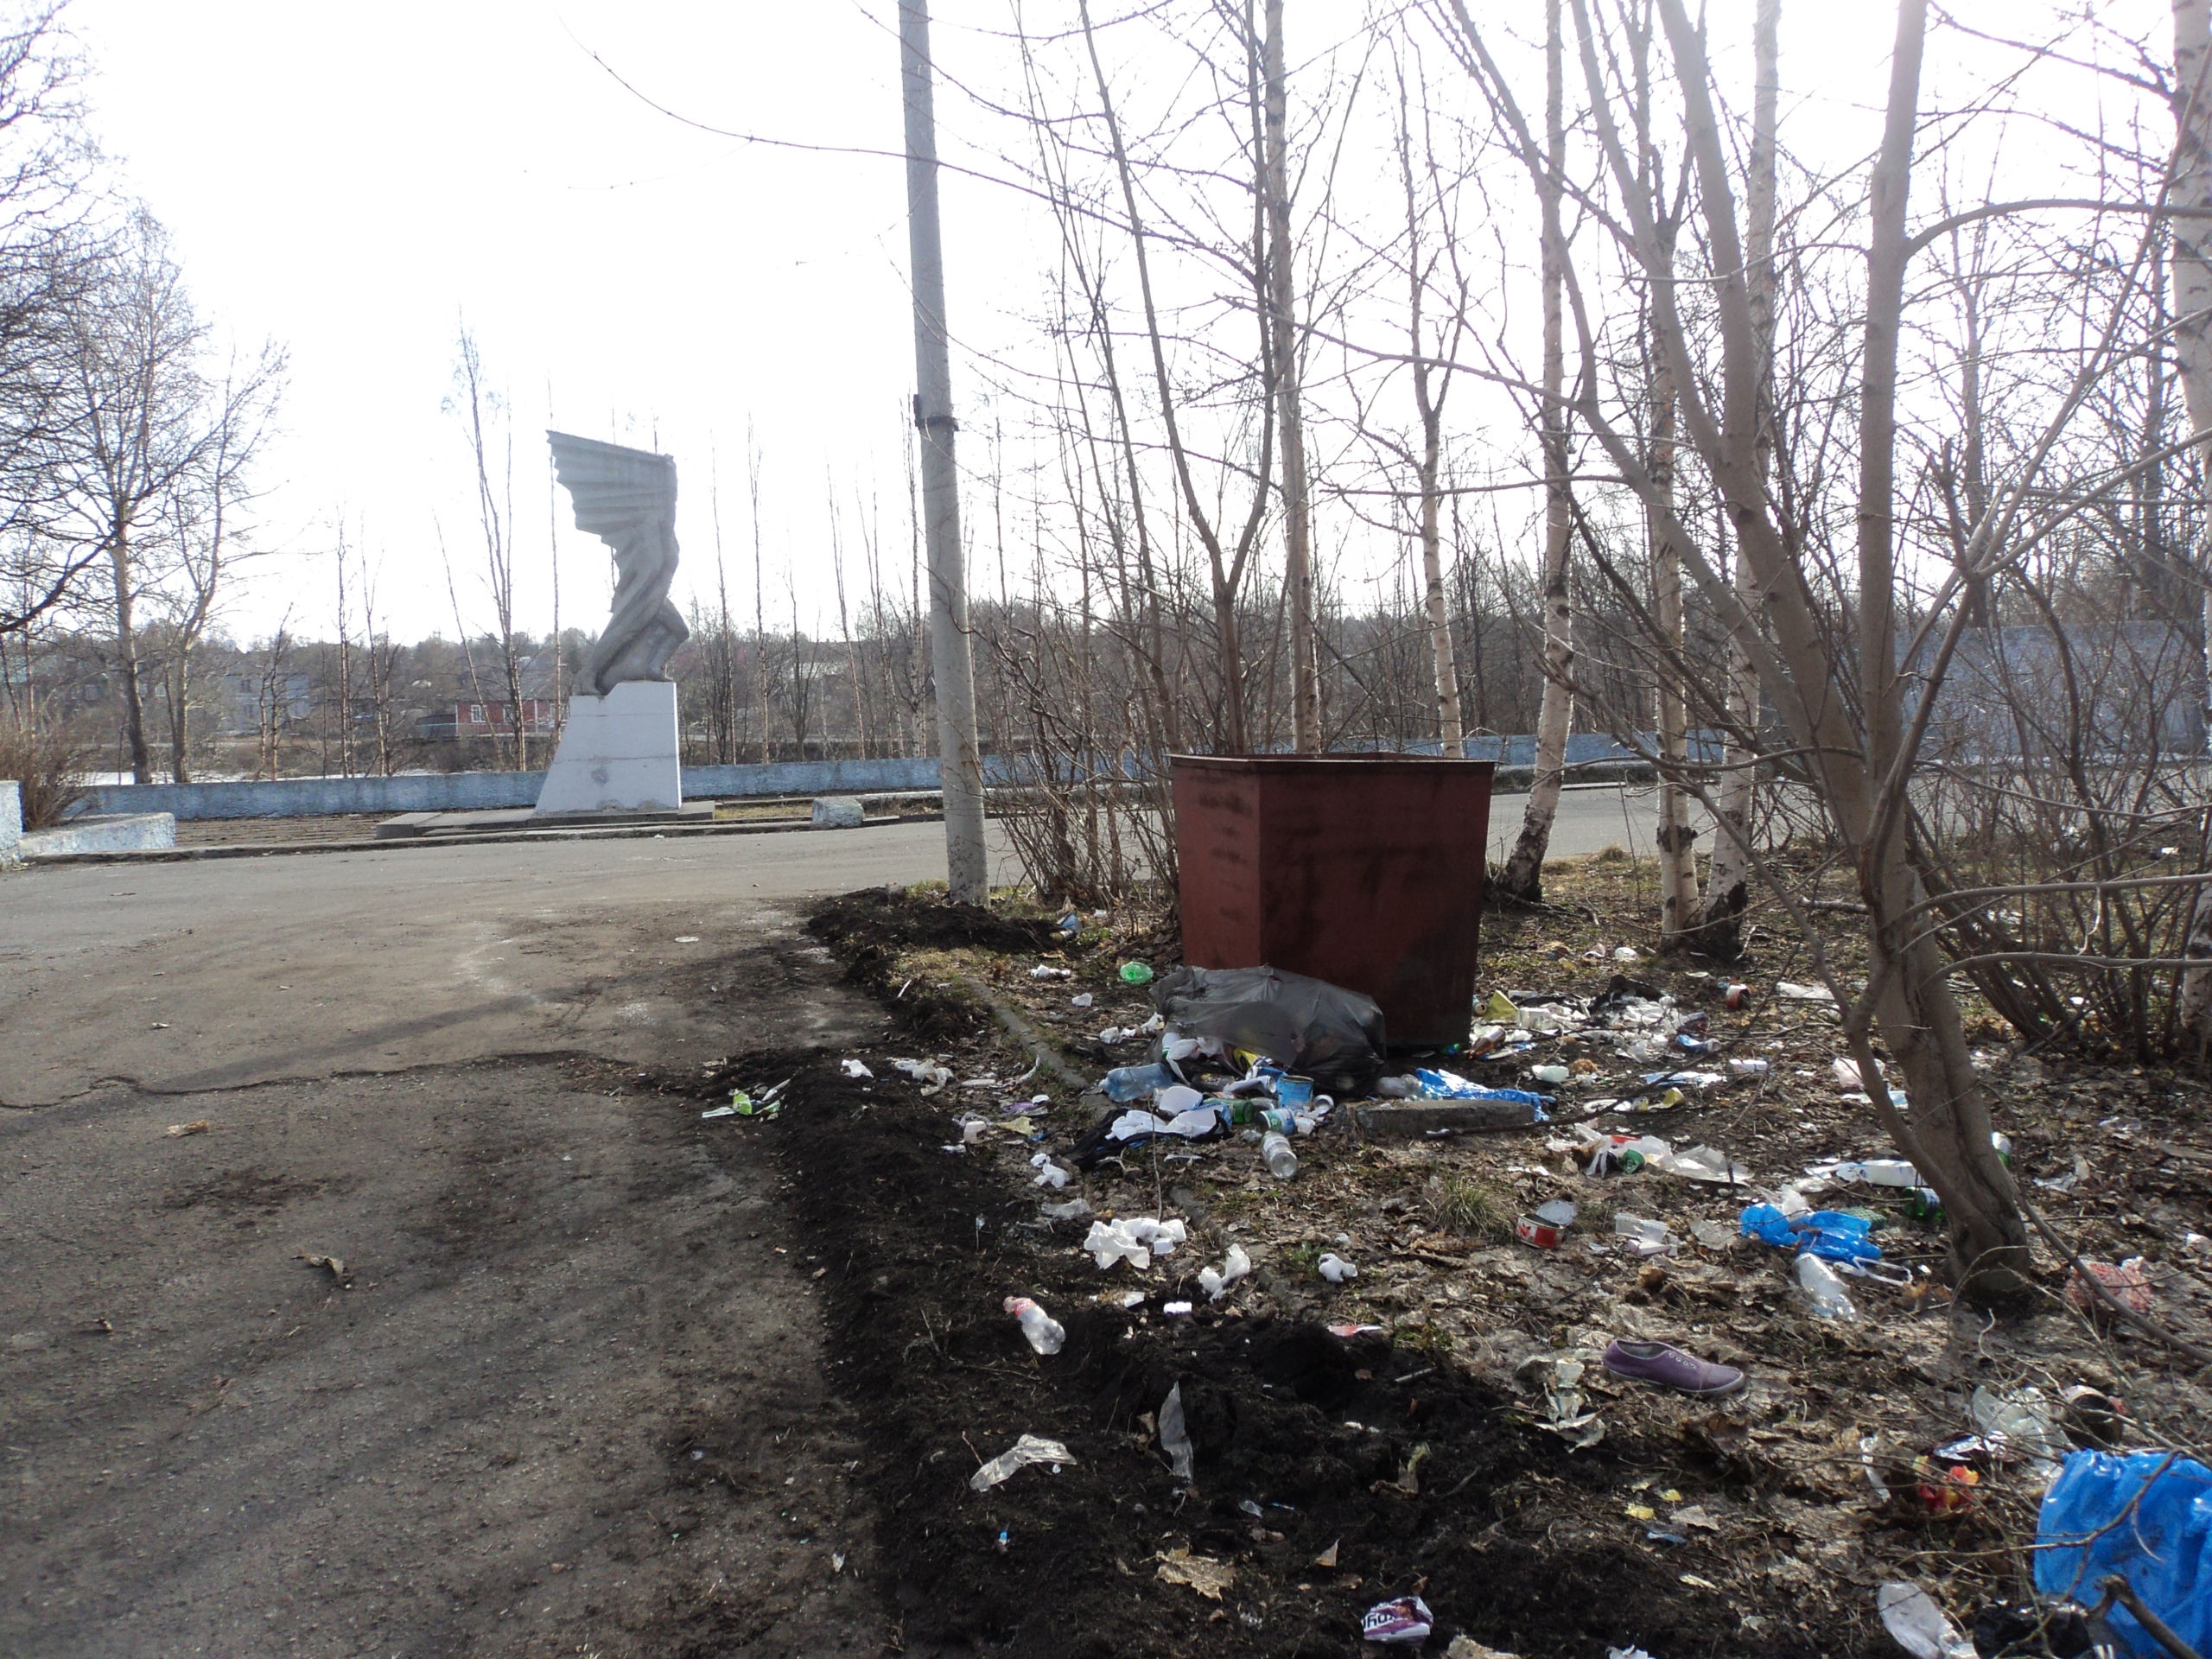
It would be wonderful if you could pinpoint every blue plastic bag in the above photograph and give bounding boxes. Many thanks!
[2035,1449,2212,1658]
[1738,1204,1885,1266]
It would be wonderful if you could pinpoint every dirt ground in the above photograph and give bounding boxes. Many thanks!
[2,1058,892,1658]
[10,842,2210,1658]
[759,870,2212,1659]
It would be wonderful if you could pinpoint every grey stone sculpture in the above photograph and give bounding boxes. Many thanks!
[548,431,689,697]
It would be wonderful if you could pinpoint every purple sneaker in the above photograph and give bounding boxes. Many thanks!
[1361,1596,1434,1644]
[1603,1338,1745,1395]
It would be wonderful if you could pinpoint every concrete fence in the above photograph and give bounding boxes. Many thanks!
[73,755,1030,822]
[69,737,1681,823]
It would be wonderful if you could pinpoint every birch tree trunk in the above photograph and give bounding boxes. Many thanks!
[2167,0,2212,1041]
[1650,302,1697,946]
[1692,0,1776,955]
[1497,0,1574,902]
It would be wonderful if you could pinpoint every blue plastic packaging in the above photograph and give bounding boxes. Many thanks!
[1411,1069,1551,1109]
[2035,1449,2212,1658]
[1738,1204,1885,1267]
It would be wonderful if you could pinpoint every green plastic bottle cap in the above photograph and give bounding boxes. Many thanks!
[1120,962,1154,984]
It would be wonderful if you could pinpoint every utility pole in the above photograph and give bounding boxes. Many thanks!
[1262,0,1319,752]
[899,0,988,904]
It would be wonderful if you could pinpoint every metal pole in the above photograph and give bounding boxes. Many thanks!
[899,0,988,905]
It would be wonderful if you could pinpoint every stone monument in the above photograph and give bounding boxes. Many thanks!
[535,432,690,817]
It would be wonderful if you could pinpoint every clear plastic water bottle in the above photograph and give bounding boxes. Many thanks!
[1102,1061,1177,1103]
[1261,1131,1299,1179]
[1795,1253,1858,1319]
[1004,1295,1065,1355]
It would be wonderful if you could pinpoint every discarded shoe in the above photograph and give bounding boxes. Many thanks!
[1602,1338,1745,1396]
[1361,1595,1435,1644]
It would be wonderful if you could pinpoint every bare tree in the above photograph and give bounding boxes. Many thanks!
[446,327,526,769]
[1484,0,1578,902]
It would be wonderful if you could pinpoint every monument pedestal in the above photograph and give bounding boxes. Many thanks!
[533,682,683,817]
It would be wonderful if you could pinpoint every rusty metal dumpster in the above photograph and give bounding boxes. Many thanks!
[1170,753,1495,1049]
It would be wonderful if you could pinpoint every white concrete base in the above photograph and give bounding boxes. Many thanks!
[533,683,683,817]
[22,811,177,858]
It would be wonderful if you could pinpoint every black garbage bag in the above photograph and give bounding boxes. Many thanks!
[1147,964,1386,1095]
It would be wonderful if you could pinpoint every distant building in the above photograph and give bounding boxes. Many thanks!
[416,698,561,742]
[219,671,313,737]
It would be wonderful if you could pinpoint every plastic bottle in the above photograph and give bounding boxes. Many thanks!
[1261,1131,1299,1179]
[1834,1158,1920,1187]
[1004,1296,1065,1355]
[1102,1061,1177,1103]
[1795,1253,1858,1319]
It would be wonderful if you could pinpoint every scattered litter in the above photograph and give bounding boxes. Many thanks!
[2066,1256,2153,1315]
[1154,1546,1233,1599]
[1162,1300,1193,1316]
[1875,1582,1975,1659]
[1159,1382,1194,1480]
[163,1120,209,1138]
[1655,1144,1749,1184]
[1776,981,1836,1002]
[968,1433,1073,1491]
[1967,1386,2063,1485]
[1795,1253,1858,1319]
[1005,1295,1065,1356]
[1318,1252,1360,1284]
[1031,1154,1071,1190]
[1198,1244,1252,1301]
[893,1058,954,1088]
[2037,1154,2092,1193]
[1327,1321,1388,1338]
[1314,1540,1340,1567]
[1727,1058,1770,1078]
[1030,964,1073,980]
[700,1103,740,1119]
[1517,1353,1604,1449]
[1529,1065,1571,1085]
[1083,1216,1185,1270]
[673,935,699,943]
[1611,946,1641,962]
[2060,1384,2126,1448]
[1643,1071,1726,1091]
[1445,1641,1521,1659]
[1119,962,1154,985]
[1689,1219,1735,1250]
[296,1253,346,1278]
[1361,1594,1434,1644]
[1039,1197,1094,1221]
[1611,1215,1674,1258]
[840,1058,873,1079]
[1071,992,1094,1008]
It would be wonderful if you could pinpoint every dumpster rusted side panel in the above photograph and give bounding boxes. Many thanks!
[1171,754,1494,1046]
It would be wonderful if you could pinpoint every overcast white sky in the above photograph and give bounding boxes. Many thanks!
[70,0,1013,646]
[63,2,2145,650]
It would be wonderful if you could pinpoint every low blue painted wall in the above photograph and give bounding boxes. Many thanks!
[73,756,1015,822]
[67,739,1674,823]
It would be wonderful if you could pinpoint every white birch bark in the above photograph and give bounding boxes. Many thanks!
[2169,0,2212,1038]
[1498,0,1573,899]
